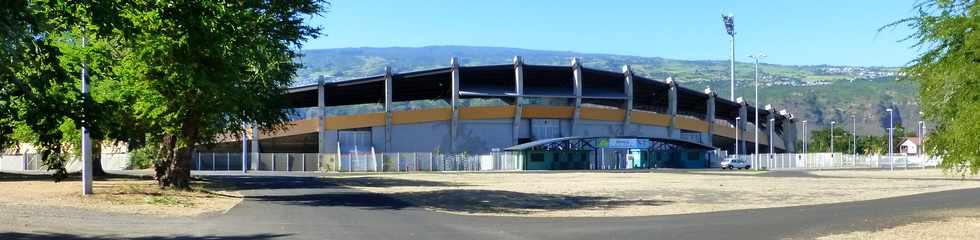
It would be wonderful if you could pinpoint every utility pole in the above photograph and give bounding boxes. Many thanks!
[852,115,857,167]
[722,14,736,100]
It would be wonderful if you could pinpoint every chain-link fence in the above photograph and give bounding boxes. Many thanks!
[727,153,941,170]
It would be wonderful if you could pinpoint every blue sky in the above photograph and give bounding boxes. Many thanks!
[303,0,919,67]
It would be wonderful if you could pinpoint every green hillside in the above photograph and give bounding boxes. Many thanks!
[296,46,918,137]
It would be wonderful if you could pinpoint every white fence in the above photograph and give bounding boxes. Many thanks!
[1,153,130,171]
[729,153,941,170]
[193,151,524,172]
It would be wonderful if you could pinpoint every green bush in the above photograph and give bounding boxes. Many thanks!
[128,146,159,170]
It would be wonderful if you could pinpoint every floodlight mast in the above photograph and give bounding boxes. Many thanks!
[723,14,736,100]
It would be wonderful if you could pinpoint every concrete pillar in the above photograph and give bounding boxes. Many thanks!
[667,76,678,139]
[513,56,525,146]
[764,104,774,153]
[384,66,393,153]
[705,88,717,146]
[450,57,460,153]
[737,97,748,155]
[318,77,326,154]
[622,65,634,136]
[571,58,583,136]
[251,122,260,170]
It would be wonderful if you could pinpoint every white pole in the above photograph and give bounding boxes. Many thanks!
[802,120,807,168]
[769,118,774,169]
[750,53,766,171]
[81,35,93,195]
[888,108,894,171]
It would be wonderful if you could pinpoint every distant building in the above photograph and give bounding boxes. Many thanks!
[899,137,922,155]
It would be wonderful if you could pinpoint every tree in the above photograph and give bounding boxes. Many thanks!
[69,0,328,189]
[888,0,980,174]
[1,0,81,179]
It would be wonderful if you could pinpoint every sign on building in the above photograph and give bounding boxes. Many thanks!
[597,138,653,149]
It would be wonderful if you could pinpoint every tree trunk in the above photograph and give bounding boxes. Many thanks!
[155,134,191,189]
[92,142,107,176]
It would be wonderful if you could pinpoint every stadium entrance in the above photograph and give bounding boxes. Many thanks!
[504,137,715,170]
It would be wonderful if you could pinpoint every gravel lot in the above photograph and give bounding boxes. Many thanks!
[326,169,980,217]
[0,173,241,216]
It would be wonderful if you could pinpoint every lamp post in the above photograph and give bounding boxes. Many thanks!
[722,14,736,100]
[887,108,894,171]
[749,53,766,171]
[830,121,836,168]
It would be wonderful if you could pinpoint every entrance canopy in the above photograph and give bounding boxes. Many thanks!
[503,136,715,152]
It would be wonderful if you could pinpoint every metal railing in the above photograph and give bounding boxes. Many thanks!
[192,151,524,172]
[728,153,941,170]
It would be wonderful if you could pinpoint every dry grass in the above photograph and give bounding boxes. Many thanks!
[0,175,241,217]
[327,169,980,217]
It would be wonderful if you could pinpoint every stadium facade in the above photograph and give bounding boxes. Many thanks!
[209,57,797,170]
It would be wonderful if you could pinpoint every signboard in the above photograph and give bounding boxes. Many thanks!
[597,138,652,149]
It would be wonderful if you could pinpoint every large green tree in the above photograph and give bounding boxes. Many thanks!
[1,0,81,178]
[892,0,980,174]
[86,0,327,189]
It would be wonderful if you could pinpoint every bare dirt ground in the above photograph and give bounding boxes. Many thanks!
[325,169,980,217]
[0,173,241,217]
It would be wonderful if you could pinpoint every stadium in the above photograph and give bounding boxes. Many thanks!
[205,57,797,171]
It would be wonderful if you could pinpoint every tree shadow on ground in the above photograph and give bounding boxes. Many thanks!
[249,188,672,215]
[392,189,673,214]
[0,232,290,240]
[206,175,464,191]
[0,171,153,182]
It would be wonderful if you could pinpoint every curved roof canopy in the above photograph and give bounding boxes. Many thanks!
[283,63,786,126]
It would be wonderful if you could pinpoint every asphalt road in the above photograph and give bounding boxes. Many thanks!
[3,172,979,240]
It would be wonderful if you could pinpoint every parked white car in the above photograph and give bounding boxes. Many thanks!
[721,158,751,170]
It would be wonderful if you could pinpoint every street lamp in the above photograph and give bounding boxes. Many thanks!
[722,14,736,100]
[887,108,894,171]
[749,53,766,172]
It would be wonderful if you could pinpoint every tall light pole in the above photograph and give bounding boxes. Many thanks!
[887,108,894,171]
[749,53,766,171]
[830,121,836,168]
[723,14,736,100]
[81,35,93,196]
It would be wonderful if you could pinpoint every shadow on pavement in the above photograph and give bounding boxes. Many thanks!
[0,232,290,240]
[388,189,673,214]
[207,175,463,191]
[211,174,670,215]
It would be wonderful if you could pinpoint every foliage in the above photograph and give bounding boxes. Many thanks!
[800,125,908,155]
[59,0,329,189]
[0,0,81,179]
[128,145,158,170]
[889,0,980,174]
